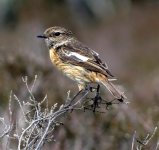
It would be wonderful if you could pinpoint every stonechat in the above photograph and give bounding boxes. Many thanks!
[37,26,126,101]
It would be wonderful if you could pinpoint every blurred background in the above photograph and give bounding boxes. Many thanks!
[0,0,159,149]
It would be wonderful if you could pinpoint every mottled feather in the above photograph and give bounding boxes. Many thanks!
[55,41,114,78]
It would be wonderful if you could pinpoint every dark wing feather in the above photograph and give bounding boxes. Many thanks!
[56,41,114,77]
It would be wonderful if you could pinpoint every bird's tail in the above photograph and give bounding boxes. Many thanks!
[100,80,126,101]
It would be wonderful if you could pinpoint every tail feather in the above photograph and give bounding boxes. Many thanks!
[101,80,126,100]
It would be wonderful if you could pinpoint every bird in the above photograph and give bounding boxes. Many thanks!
[37,26,126,101]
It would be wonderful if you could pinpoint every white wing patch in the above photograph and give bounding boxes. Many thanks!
[65,51,89,62]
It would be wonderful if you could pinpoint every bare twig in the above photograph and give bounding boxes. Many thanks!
[136,126,158,150]
[16,76,91,149]
[0,76,125,150]
[131,131,136,150]
[155,140,159,150]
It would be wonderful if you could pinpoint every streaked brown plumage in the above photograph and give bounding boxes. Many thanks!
[37,26,126,100]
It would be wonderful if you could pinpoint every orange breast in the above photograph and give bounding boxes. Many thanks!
[49,49,99,83]
[49,49,62,67]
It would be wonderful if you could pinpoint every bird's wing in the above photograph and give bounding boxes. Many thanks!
[56,42,114,78]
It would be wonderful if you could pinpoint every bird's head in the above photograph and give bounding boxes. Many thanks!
[37,26,73,49]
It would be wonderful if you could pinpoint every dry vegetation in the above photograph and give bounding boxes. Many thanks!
[0,76,158,150]
[0,0,159,149]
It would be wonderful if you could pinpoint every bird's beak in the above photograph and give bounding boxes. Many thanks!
[37,34,47,39]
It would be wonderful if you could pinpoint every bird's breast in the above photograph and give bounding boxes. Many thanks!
[49,49,62,67]
[49,49,75,73]
[49,49,97,83]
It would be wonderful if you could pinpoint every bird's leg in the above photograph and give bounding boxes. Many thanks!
[91,84,102,112]
[95,84,102,103]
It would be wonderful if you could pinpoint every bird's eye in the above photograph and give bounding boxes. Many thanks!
[54,32,61,36]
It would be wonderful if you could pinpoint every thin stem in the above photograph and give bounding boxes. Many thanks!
[131,131,136,150]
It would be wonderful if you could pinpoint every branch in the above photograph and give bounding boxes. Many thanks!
[0,76,125,149]
[131,126,158,150]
